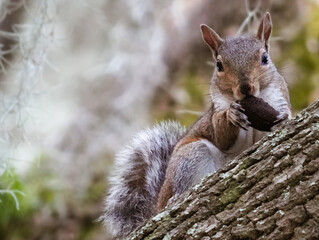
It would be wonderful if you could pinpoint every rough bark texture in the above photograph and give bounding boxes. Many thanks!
[129,100,319,240]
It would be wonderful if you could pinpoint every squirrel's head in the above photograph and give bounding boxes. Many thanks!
[201,12,274,101]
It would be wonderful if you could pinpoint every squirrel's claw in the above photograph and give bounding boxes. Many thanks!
[228,102,251,131]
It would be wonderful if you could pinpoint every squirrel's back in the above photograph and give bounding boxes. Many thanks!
[101,121,186,238]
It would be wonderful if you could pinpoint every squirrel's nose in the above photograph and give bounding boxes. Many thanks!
[239,83,252,95]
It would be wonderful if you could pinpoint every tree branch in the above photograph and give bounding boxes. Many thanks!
[129,100,319,240]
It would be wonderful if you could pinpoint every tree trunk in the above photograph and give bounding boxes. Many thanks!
[129,100,319,240]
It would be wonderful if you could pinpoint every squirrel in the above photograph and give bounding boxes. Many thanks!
[101,12,292,239]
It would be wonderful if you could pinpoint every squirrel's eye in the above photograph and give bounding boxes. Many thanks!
[261,52,269,65]
[216,60,224,72]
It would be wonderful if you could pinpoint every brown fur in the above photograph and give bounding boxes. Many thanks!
[175,136,204,151]
[212,110,240,151]
[156,174,174,212]
[182,106,240,151]
[156,156,178,212]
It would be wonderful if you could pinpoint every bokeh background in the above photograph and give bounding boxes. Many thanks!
[0,0,319,239]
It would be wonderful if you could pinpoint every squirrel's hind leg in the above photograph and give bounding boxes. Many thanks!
[174,139,226,194]
[156,138,225,211]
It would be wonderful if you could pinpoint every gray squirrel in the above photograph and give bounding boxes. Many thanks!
[101,12,292,239]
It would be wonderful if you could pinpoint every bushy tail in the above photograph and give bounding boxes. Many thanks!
[101,121,186,239]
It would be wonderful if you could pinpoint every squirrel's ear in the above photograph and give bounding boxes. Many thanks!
[257,12,272,51]
[200,24,223,58]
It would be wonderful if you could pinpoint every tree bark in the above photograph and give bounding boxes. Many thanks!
[129,100,319,240]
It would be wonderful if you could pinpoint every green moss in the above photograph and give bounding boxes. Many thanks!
[219,183,243,206]
[237,157,254,171]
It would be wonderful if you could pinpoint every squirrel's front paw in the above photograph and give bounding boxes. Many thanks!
[227,102,251,130]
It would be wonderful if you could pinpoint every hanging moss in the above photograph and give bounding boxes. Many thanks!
[0,171,34,240]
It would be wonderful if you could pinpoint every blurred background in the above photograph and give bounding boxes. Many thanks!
[0,0,318,239]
